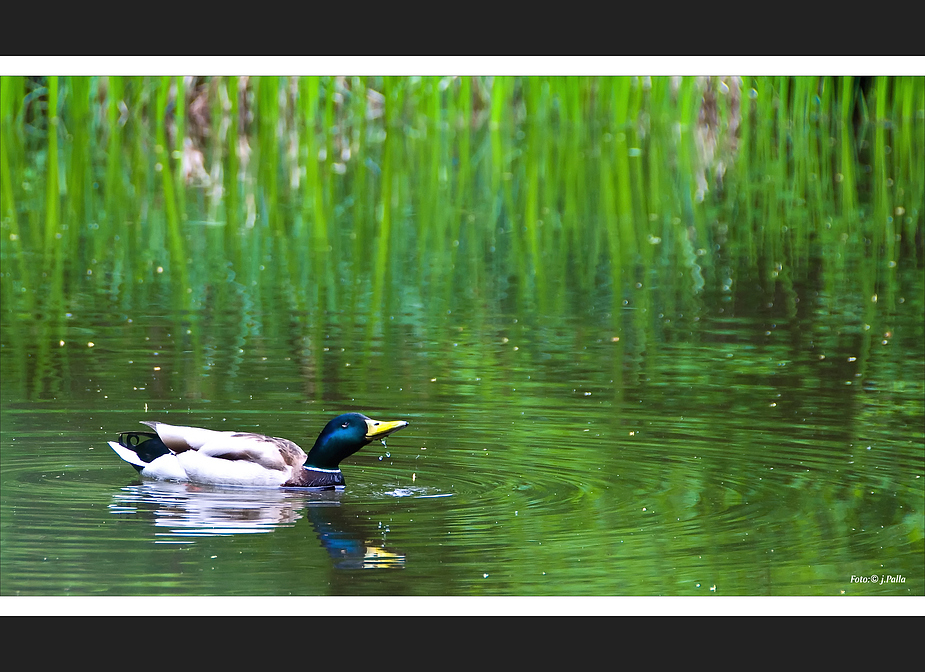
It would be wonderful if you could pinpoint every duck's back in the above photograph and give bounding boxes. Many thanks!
[141,421,232,451]
[143,421,308,472]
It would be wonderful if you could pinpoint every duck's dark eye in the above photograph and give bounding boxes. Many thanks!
[341,422,349,428]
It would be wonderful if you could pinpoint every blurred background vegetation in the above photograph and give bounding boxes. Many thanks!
[2,76,922,400]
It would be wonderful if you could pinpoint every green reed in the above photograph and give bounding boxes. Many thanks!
[1,76,922,390]
[43,76,59,256]
[153,76,188,303]
[0,76,31,312]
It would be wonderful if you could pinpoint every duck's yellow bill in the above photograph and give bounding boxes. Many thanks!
[364,418,409,440]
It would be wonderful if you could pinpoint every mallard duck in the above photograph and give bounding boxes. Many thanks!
[108,413,409,488]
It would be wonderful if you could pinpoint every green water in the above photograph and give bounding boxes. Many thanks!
[1,76,923,598]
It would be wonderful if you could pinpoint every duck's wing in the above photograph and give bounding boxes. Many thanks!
[142,422,307,473]
[200,433,307,472]
[140,421,223,452]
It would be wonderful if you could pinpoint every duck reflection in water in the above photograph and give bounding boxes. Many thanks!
[110,481,405,570]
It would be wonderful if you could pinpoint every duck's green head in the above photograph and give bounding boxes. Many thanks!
[305,413,409,470]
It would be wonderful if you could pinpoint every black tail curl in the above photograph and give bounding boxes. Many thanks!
[117,431,172,466]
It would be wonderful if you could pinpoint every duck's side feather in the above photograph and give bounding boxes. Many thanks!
[173,451,295,487]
